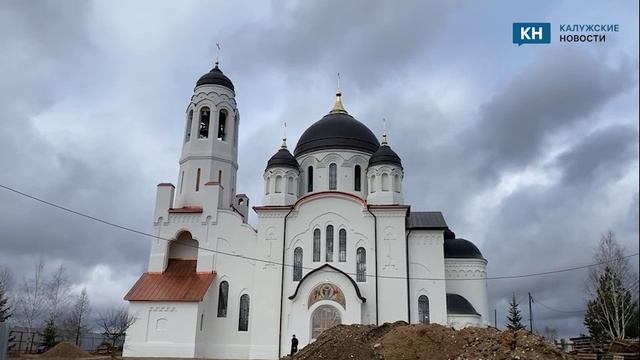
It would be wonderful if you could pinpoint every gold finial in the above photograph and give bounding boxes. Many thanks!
[281,121,288,149]
[330,72,347,114]
[215,43,221,67]
[381,118,388,145]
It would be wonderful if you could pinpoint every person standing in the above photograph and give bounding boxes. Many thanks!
[290,334,299,356]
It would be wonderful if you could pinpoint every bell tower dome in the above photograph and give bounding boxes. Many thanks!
[174,58,240,210]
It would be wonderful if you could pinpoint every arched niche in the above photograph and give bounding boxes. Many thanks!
[168,231,198,260]
[308,283,346,309]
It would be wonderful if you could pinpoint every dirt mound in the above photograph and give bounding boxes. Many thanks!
[290,322,574,360]
[40,341,91,358]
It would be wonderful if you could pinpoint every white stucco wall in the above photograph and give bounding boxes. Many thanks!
[445,258,489,326]
[296,150,371,199]
[407,230,448,325]
[124,301,200,358]
[447,314,483,329]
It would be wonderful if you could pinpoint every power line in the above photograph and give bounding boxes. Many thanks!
[535,299,586,314]
[1,183,638,282]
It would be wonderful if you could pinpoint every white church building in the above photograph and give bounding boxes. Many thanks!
[123,61,489,359]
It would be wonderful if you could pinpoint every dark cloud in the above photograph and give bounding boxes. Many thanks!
[557,124,638,185]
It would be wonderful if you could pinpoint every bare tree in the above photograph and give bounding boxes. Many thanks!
[542,326,558,342]
[15,259,47,351]
[585,230,639,341]
[0,267,13,292]
[96,306,135,358]
[0,267,12,322]
[46,264,71,327]
[61,288,91,346]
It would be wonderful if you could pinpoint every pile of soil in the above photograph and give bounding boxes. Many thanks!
[289,322,574,360]
[40,342,91,358]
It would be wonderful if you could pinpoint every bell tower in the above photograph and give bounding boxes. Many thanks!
[174,57,239,210]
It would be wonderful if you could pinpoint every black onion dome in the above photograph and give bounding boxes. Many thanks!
[368,143,402,168]
[294,112,380,157]
[446,293,480,315]
[267,147,299,170]
[196,65,234,91]
[444,238,485,260]
[444,227,456,240]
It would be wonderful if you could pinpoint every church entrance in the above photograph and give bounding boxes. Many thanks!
[310,305,341,340]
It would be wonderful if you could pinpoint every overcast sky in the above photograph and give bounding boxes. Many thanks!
[0,0,638,338]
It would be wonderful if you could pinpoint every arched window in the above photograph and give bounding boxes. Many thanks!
[185,110,193,142]
[339,229,346,262]
[394,174,401,193]
[238,294,250,331]
[418,295,430,324]
[381,173,390,191]
[179,171,184,194]
[356,247,366,282]
[275,176,283,193]
[313,229,321,262]
[369,176,375,193]
[218,170,222,183]
[307,166,314,192]
[293,247,303,281]
[199,107,210,139]
[354,165,361,191]
[265,176,270,194]
[287,176,294,195]
[217,281,228,317]
[218,109,227,141]
[326,225,334,262]
[329,163,337,190]
[195,168,201,192]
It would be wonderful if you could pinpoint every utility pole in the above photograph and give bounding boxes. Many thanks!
[494,309,497,329]
[528,292,534,333]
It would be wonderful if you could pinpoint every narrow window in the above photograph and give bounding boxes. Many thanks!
[265,176,270,195]
[293,247,303,281]
[200,313,204,331]
[275,176,283,193]
[354,165,361,191]
[238,294,250,331]
[381,173,389,191]
[179,171,184,194]
[418,295,430,324]
[339,229,346,262]
[326,225,334,262]
[218,170,223,187]
[217,281,228,317]
[287,176,294,195]
[195,168,201,192]
[307,166,314,192]
[313,229,321,262]
[394,174,401,193]
[369,176,375,193]
[356,247,366,282]
[185,110,193,142]
[199,107,210,139]
[218,109,227,141]
[329,163,337,190]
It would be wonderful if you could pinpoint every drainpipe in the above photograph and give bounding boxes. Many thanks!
[277,207,294,358]
[366,206,379,326]
[406,229,412,324]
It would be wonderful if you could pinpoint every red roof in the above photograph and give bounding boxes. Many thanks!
[124,260,215,302]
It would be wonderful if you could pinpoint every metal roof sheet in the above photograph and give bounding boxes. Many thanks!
[124,260,215,302]
[408,211,448,230]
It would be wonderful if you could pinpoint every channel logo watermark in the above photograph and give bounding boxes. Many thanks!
[513,23,551,45]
